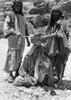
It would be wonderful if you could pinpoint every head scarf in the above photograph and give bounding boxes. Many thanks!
[12,0,23,16]
[49,5,63,27]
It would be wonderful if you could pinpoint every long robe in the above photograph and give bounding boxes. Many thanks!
[3,11,26,73]
[44,19,69,80]
[45,19,69,57]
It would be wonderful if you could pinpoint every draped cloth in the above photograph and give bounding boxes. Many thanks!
[16,14,26,59]
[45,20,69,57]
[4,12,26,73]
[42,5,70,85]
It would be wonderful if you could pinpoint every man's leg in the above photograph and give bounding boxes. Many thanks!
[34,56,41,82]
[42,56,55,86]
[8,50,18,83]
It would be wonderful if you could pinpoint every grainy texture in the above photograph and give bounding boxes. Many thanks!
[0,39,71,100]
[0,1,71,100]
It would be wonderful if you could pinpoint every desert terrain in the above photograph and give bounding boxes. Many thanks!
[0,0,71,100]
[0,39,71,100]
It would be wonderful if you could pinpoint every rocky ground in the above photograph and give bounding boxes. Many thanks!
[0,39,71,100]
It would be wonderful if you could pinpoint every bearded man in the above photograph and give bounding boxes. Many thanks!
[4,0,30,83]
[44,5,70,87]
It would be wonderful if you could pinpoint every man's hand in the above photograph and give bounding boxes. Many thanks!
[17,32,21,36]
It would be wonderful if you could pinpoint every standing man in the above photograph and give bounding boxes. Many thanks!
[44,5,69,87]
[4,0,30,83]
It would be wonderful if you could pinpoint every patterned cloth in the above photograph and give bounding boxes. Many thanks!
[4,11,26,73]
[44,5,70,82]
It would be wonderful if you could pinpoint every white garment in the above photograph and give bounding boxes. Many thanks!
[15,15,20,34]
[39,68,47,82]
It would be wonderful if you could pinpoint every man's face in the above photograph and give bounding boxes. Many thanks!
[13,2,22,13]
[52,10,60,19]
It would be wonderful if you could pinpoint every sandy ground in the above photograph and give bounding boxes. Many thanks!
[0,39,71,100]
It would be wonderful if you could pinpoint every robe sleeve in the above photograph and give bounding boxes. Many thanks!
[4,15,16,37]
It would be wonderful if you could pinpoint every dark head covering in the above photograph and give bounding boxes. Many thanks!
[49,5,63,27]
[12,0,23,16]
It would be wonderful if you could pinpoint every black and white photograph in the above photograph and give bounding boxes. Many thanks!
[0,0,71,100]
